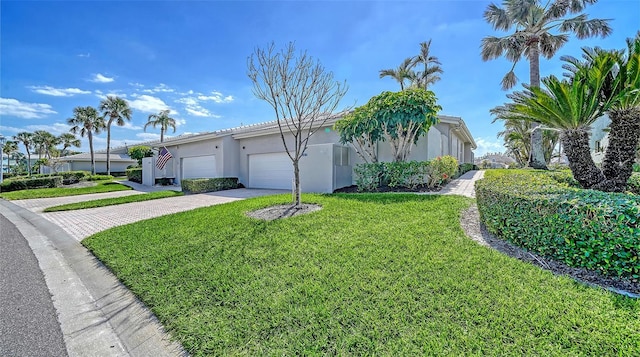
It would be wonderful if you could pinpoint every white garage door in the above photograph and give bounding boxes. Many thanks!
[182,155,217,179]
[249,152,293,189]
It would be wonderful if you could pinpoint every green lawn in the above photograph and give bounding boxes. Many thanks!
[0,181,131,200]
[43,190,184,212]
[83,194,639,356]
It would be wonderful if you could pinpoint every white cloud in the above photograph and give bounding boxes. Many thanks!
[197,91,234,103]
[77,53,90,58]
[90,73,115,83]
[128,95,174,114]
[0,97,57,119]
[474,137,506,157]
[121,122,143,130]
[29,86,91,97]
[142,83,175,94]
[176,97,198,106]
[136,132,162,141]
[26,123,71,136]
[0,125,24,134]
[129,82,144,88]
[185,107,213,117]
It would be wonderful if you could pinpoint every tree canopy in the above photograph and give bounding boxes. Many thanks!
[335,88,441,163]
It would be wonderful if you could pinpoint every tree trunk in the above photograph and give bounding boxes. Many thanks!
[596,107,640,192]
[562,129,606,189]
[26,149,31,177]
[89,132,96,175]
[160,128,164,143]
[293,159,301,208]
[106,120,112,175]
[528,44,548,170]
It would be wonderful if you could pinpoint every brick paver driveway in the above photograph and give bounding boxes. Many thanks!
[13,188,285,241]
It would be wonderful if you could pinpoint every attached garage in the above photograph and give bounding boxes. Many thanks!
[248,152,293,189]
[182,155,217,179]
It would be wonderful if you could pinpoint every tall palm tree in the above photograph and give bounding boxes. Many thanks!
[497,119,532,166]
[32,130,60,160]
[99,96,132,175]
[58,133,81,156]
[13,132,33,176]
[2,140,18,174]
[144,109,177,143]
[491,52,619,190]
[68,106,105,175]
[411,40,443,91]
[481,0,611,170]
[379,57,416,90]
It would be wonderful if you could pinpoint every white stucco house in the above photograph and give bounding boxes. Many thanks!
[141,114,477,193]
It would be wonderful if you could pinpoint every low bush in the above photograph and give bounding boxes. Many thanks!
[87,174,114,181]
[126,168,142,183]
[457,163,475,177]
[0,176,63,192]
[476,170,640,278]
[59,171,90,184]
[181,177,239,194]
[354,156,459,192]
[628,173,640,195]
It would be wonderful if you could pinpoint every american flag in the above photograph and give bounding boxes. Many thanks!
[156,147,173,170]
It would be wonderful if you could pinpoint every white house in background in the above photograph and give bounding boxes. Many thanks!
[142,114,477,193]
[42,152,136,174]
[589,115,610,164]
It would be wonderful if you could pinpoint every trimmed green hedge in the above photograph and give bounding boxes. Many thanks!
[1,176,63,192]
[87,174,114,181]
[181,177,239,194]
[628,174,640,195]
[457,163,475,177]
[126,168,142,183]
[476,170,639,278]
[354,156,459,192]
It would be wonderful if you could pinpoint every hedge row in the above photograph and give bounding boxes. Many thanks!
[354,156,459,192]
[181,177,239,194]
[126,168,142,183]
[475,170,639,278]
[1,176,63,192]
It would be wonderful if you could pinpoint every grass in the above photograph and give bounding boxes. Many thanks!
[43,190,184,212]
[83,194,640,356]
[0,180,131,200]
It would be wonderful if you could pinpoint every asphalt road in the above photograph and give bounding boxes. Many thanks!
[0,213,67,357]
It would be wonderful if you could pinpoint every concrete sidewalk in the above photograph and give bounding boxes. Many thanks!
[0,200,186,357]
[13,188,286,241]
[437,170,485,198]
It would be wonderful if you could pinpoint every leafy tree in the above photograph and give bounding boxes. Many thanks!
[13,132,33,176]
[411,40,443,90]
[128,145,154,166]
[68,106,105,175]
[248,42,348,207]
[335,88,441,163]
[2,140,18,174]
[481,0,611,170]
[58,133,81,156]
[99,96,132,175]
[379,57,416,90]
[145,109,177,143]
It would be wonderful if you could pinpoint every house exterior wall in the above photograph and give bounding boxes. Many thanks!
[68,161,132,174]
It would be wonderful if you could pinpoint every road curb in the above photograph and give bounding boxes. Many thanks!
[0,199,186,357]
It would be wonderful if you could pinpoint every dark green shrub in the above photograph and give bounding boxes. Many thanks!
[476,170,640,278]
[353,156,459,192]
[88,174,114,181]
[59,171,90,184]
[628,174,640,195]
[181,177,239,194]
[126,168,142,183]
[457,163,474,177]
[0,176,63,192]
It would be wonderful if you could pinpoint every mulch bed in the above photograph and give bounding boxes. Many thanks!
[333,184,442,193]
[246,204,322,221]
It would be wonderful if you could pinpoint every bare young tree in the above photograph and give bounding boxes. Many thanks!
[248,42,348,207]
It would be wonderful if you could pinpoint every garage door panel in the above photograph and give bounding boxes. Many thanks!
[249,153,293,189]
[182,155,216,179]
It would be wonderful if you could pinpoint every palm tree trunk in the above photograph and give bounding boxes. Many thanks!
[528,44,548,170]
[562,129,605,189]
[597,107,640,192]
[26,149,31,177]
[89,132,96,175]
[160,128,164,143]
[106,120,112,175]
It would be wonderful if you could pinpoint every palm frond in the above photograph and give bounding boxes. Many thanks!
[559,16,612,39]
[484,3,512,31]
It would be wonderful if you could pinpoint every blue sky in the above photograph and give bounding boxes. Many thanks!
[1,0,637,157]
